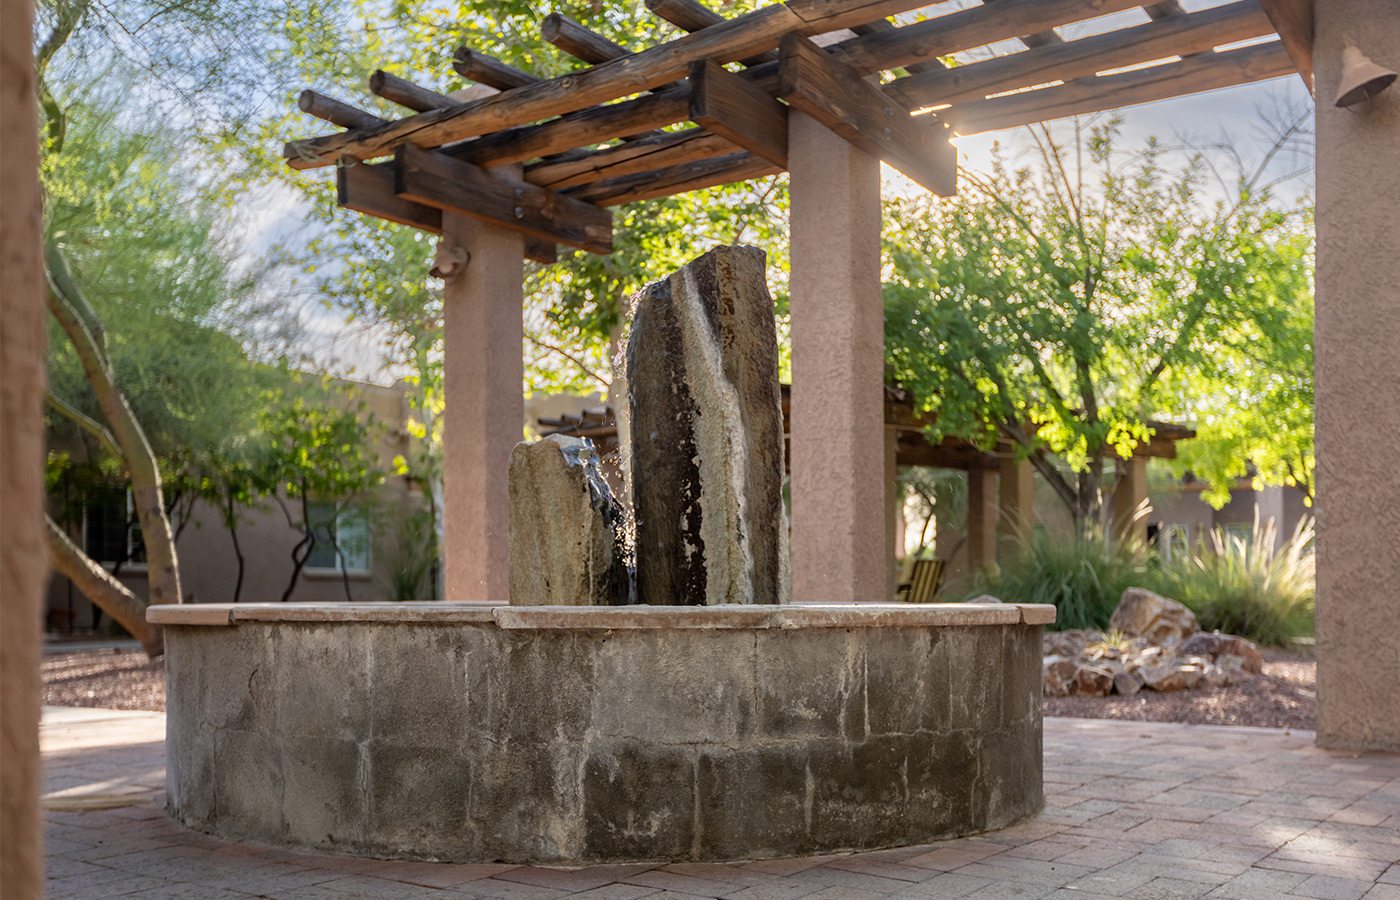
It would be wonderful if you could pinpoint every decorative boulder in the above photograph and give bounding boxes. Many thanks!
[1113,671,1145,697]
[1139,660,1204,692]
[1070,665,1115,697]
[509,435,630,606]
[1177,631,1265,674]
[626,245,787,606]
[1110,588,1200,643]
[1042,657,1079,697]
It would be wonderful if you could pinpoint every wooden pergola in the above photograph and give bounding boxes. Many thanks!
[286,0,1312,257]
[285,0,1313,609]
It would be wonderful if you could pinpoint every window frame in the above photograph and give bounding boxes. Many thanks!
[83,486,146,570]
[303,502,372,576]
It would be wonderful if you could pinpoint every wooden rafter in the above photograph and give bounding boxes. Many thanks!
[689,59,789,168]
[946,40,1294,136]
[889,1,1274,109]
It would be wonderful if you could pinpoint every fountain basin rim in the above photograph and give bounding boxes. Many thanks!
[148,601,1055,629]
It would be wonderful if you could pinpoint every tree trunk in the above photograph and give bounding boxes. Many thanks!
[227,495,246,603]
[47,516,163,658]
[44,244,184,606]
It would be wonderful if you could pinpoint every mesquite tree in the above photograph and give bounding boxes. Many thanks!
[884,119,1312,535]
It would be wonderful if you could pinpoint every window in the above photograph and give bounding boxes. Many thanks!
[1160,524,1189,564]
[1222,522,1252,553]
[85,486,144,566]
[305,503,371,574]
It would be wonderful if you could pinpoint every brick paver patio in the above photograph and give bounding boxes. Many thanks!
[41,708,1400,900]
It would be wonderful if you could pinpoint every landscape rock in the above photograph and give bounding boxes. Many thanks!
[1139,660,1204,692]
[1110,587,1200,643]
[1042,656,1079,697]
[1177,632,1265,674]
[968,594,1004,604]
[509,435,630,606]
[1113,671,1145,696]
[627,245,787,605]
[1070,665,1115,697]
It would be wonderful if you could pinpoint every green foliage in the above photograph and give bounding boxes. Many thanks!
[884,120,1311,532]
[377,506,439,602]
[1146,517,1315,646]
[956,531,1150,632]
[1168,213,1315,507]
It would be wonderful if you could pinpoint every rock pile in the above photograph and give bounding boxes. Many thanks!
[1042,588,1265,698]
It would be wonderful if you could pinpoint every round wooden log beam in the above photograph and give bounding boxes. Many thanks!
[298,90,385,129]
[451,47,540,91]
[370,70,453,112]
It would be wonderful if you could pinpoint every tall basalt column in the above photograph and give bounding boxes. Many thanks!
[627,245,787,605]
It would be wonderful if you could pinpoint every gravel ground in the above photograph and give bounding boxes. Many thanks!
[42,645,1318,730]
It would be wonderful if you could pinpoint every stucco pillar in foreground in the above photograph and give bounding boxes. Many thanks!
[0,0,47,889]
[1315,0,1400,751]
[442,210,524,605]
[966,467,997,570]
[788,112,884,604]
[885,425,899,600]
[1113,456,1148,546]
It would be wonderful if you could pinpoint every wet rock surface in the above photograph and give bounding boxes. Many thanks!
[509,435,630,606]
[626,245,787,606]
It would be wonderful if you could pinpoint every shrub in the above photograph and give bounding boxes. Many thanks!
[955,530,1149,632]
[1149,516,1315,646]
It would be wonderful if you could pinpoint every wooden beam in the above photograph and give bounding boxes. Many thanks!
[298,90,385,129]
[525,128,735,189]
[888,1,1275,109]
[338,161,557,263]
[777,33,955,195]
[945,40,1295,135]
[542,13,629,65]
[645,0,779,65]
[285,0,939,170]
[688,59,788,167]
[450,47,540,91]
[563,151,781,207]
[826,0,1146,76]
[339,161,441,232]
[1259,0,1314,94]
[449,91,693,167]
[848,17,944,75]
[369,70,454,112]
[393,144,611,254]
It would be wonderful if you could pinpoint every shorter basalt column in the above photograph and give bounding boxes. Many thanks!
[627,245,787,606]
[509,435,630,605]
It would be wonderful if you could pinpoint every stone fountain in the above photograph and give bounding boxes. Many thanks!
[152,246,1051,864]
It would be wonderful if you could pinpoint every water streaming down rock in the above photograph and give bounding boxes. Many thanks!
[626,245,788,605]
[508,434,632,605]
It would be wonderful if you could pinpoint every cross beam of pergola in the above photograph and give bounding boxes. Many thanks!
[284,0,1313,610]
[286,0,1312,258]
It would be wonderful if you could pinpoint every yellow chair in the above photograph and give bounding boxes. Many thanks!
[896,558,944,603]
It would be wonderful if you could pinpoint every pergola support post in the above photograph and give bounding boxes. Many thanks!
[442,209,524,605]
[966,467,998,570]
[999,451,1035,551]
[1315,0,1400,751]
[1113,456,1148,546]
[788,111,884,605]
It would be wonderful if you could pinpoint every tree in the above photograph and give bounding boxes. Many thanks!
[260,379,385,603]
[884,119,1311,535]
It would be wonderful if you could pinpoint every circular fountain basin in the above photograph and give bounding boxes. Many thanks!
[150,602,1053,864]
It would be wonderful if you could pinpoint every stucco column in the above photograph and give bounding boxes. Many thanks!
[885,425,899,600]
[999,450,1034,550]
[442,210,524,605]
[966,467,998,570]
[1,0,47,889]
[788,111,884,604]
[1315,0,1400,751]
[1112,456,1148,546]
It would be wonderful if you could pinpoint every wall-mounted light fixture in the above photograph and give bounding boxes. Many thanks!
[1335,39,1397,109]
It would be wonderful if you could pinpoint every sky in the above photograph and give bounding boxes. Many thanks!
[259,1,1317,385]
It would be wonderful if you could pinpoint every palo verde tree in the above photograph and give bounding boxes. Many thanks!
[884,118,1312,535]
